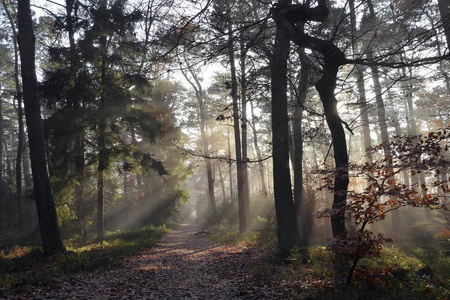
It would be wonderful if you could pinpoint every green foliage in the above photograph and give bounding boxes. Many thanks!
[0,225,168,294]
[265,243,450,299]
[206,217,277,247]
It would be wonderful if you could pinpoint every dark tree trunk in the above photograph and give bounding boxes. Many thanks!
[272,0,348,268]
[17,0,65,254]
[97,1,108,241]
[239,41,250,231]
[316,61,349,273]
[270,0,301,257]
[293,47,310,246]
[228,25,247,233]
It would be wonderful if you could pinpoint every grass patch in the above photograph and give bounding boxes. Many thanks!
[206,218,277,247]
[0,225,168,294]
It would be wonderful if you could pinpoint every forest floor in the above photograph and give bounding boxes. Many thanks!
[2,224,287,299]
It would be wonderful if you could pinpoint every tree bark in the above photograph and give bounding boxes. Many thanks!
[293,47,310,246]
[228,24,247,233]
[272,0,348,267]
[97,0,108,242]
[239,41,251,231]
[270,0,301,257]
[17,0,65,254]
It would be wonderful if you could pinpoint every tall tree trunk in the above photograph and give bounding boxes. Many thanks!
[228,24,247,233]
[65,0,86,238]
[97,0,108,241]
[293,47,310,246]
[367,0,401,234]
[349,0,372,166]
[273,0,348,266]
[17,0,65,254]
[240,41,251,230]
[315,58,349,274]
[180,56,217,217]
[14,54,24,231]
[270,0,301,257]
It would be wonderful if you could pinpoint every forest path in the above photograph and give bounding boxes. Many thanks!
[10,224,284,299]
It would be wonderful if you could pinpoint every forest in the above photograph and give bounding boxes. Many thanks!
[0,0,449,298]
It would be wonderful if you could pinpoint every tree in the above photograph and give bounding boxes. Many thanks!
[17,0,65,255]
[270,0,302,257]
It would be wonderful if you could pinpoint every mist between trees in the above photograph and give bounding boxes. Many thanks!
[0,0,449,286]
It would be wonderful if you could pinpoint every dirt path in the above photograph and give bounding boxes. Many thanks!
[7,224,284,299]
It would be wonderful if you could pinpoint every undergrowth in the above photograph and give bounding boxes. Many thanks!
[0,225,168,294]
[207,219,449,299]
[206,218,277,247]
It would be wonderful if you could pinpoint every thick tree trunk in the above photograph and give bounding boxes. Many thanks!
[316,62,349,274]
[270,0,301,257]
[17,0,65,254]
[273,0,348,267]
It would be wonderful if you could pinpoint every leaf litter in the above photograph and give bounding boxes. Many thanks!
[3,224,287,299]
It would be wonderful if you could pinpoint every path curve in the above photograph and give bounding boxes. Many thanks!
[7,224,284,299]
